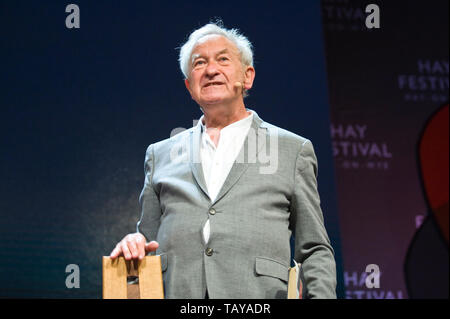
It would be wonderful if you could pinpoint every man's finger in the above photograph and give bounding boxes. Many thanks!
[126,236,140,259]
[145,241,159,253]
[135,234,146,260]
[110,245,122,259]
[121,240,132,260]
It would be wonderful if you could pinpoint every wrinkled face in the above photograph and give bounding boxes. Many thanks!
[185,35,254,107]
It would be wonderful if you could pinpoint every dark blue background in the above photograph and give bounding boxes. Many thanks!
[0,1,344,298]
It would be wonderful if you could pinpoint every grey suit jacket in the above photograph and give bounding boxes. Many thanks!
[136,110,337,299]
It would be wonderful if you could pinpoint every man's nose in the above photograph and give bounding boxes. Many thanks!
[205,61,220,77]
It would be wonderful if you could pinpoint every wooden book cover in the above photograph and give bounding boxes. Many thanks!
[102,256,164,299]
[287,261,303,299]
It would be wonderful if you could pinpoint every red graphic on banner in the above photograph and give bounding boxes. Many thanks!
[404,104,449,298]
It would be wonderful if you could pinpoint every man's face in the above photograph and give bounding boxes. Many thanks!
[185,35,254,107]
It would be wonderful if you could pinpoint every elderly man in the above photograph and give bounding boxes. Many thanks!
[110,22,337,299]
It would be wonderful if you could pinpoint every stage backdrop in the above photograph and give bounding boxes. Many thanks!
[321,0,449,298]
[0,1,344,298]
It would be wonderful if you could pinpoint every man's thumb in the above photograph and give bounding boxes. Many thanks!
[145,241,159,252]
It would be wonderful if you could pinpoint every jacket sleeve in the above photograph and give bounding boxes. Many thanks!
[136,144,162,242]
[289,139,337,298]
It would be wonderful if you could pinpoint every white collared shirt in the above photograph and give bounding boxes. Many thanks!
[199,110,254,243]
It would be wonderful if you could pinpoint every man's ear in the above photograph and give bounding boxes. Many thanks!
[184,78,190,92]
[243,66,255,90]
[184,78,194,99]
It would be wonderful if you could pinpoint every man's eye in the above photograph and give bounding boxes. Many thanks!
[219,57,229,61]
[194,60,205,67]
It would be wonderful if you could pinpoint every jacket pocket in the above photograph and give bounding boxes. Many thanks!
[255,256,289,283]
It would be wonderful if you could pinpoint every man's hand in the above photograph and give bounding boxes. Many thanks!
[109,233,159,260]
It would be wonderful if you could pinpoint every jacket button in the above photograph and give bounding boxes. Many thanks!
[209,208,216,215]
[205,248,214,256]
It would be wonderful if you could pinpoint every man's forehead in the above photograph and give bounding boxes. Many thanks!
[191,35,239,57]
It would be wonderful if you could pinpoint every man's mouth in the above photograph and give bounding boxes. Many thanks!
[203,82,224,88]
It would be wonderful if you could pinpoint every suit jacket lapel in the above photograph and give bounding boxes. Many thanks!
[189,124,210,200]
[211,111,267,205]
[189,110,268,205]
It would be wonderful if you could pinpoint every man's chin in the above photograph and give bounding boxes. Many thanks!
[200,96,226,106]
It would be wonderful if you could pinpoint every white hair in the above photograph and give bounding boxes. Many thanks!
[178,22,254,80]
